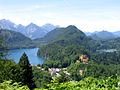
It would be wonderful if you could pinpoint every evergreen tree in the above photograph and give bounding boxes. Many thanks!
[0,37,4,58]
[0,35,7,59]
[18,52,36,90]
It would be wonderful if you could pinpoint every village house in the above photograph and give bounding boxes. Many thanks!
[48,68,61,76]
[79,55,89,63]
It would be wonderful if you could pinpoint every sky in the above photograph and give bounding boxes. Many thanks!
[0,0,120,32]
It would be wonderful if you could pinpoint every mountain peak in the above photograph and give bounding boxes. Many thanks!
[0,19,15,25]
[35,25,86,45]
[0,19,9,22]
[0,19,16,30]
[28,23,37,26]
[42,23,55,28]
[101,30,108,32]
[98,31,113,35]
[43,23,53,26]
[0,19,59,39]
[66,25,78,29]
[17,24,24,27]
[26,23,40,29]
[41,23,58,32]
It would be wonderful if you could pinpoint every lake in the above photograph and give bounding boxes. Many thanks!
[6,48,44,65]
[97,49,117,53]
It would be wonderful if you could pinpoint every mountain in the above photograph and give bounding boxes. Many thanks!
[37,25,96,67]
[37,26,120,68]
[41,23,59,32]
[16,24,26,34]
[113,31,120,37]
[34,25,86,45]
[85,30,120,40]
[0,19,58,39]
[0,29,35,49]
[90,31,116,40]
[84,32,92,36]
[0,19,16,30]
[25,23,58,39]
[25,23,41,35]
[25,23,47,39]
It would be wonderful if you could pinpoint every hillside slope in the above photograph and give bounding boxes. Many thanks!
[37,25,96,67]
[34,25,86,45]
[0,29,35,49]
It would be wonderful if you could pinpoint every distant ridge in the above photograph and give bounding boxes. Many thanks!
[89,30,116,40]
[0,19,58,39]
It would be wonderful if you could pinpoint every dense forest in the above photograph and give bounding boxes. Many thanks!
[38,26,120,67]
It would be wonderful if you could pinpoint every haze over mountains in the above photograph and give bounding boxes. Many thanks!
[0,19,120,41]
[88,31,116,40]
[0,19,58,39]
[85,30,120,40]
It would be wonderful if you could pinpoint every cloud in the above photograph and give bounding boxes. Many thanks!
[0,4,56,14]
[0,0,120,32]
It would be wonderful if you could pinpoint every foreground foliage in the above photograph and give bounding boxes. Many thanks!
[0,81,29,90]
[1,76,120,90]
[35,76,120,90]
[0,53,36,90]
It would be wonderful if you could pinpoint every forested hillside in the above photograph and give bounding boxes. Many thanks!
[34,25,86,45]
[0,29,35,49]
[37,25,96,67]
[38,25,120,67]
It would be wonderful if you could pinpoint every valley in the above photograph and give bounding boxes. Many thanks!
[0,0,120,89]
[0,19,120,90]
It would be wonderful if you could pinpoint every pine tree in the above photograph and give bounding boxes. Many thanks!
[18,52,36,90]
[0,37,4,59]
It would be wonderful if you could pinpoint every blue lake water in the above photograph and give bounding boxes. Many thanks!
[97,49,117,53]
[6,48,44,65]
